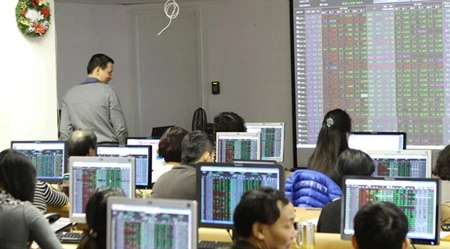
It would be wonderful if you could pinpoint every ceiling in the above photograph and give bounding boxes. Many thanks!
[55,0,197,4]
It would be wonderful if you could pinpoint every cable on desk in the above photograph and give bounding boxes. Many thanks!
[158,0,179,36]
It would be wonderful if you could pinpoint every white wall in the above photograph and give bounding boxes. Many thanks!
[55,0,294,168]
[0,0,58,150]
[200,0,293,168]
[55,3,135,134]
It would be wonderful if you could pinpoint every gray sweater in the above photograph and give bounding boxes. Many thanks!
[0,201,63,249]
[60,83,128,144]
[151,164,197,200]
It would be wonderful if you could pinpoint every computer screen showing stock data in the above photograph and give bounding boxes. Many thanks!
[341,177,440,245]
[291,0,450,153]
[69,156,135,223]
[96,145,151,189]
[11,140,67,182]
[368,150,432,178]
[107,198,197,249]
[246,122,285,162]
[126,137,166,183]
[215,132,261,163]
[197,163,284,229]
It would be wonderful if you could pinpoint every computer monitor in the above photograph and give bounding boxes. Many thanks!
[151,125,174,138]
[197,162,284,229]
[368,150,432,178]
[107,197,197,249]
[95,145,152,189]
[245,122,285,162]
[69,156,135,223]
[215,132,261,163]
[126,137,165,183]
[232,159,277,165]
[10,140,67,182]
[341,177,440,245]
[348,132,407,153]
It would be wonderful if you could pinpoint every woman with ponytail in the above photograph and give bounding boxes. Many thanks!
[77,187,126,249]
[307,109,352,178]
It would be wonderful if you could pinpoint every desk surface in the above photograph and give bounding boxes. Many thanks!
[56,207,450,249]
[314,233,450,249]
[56,208,319,248]
[57,208,321,248]
[59,233,450,249]
[46,190,153,218]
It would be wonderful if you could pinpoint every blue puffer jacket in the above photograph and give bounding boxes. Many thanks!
[285,169,342,208]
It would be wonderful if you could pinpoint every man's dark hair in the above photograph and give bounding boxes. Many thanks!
[0,149,36,202]
[233,187,290,239]
[433,144,450,180]
[354,202,408,249]
[331,149,375,187]
[180,130,213,164]
[86,54,114,74]
[158,126,189,163]
[214,112,246,133]
[68,130,97,157]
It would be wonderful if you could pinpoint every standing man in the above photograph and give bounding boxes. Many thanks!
[60,54,128,145]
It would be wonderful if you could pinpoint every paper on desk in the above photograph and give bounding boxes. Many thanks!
[50,217,73,233]
[58,217,71,222]
[441,231,450,239]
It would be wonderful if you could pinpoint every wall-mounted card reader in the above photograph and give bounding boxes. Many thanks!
[212,81,220,95]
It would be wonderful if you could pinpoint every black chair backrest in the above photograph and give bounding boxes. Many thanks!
[192,107,207,131]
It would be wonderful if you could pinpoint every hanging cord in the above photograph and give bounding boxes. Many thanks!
[158,0,180,35]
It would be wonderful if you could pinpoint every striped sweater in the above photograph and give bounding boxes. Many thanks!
[33,181,69,213]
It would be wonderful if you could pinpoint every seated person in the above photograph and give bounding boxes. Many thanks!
[214,112,246,133]
[285,169,342,208]
[352,202,409,249]
[0,149,62,249]
[433,144,450,202]
[229,187,296,249]
[153,126,189,179]
[33,181,69,213]
[152,126,188,183]
[77,188,126,249]
[68,129,97,157]
[317,149,375,233]
[431,145,450,223]
[151,130,214,200]
[32,129,97,213]
[308,109,351,178]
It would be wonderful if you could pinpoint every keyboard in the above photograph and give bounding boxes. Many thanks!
[56,231,85,244]
[198,241,232,249]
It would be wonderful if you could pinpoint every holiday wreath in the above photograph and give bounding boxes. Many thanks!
[15,0,51,37]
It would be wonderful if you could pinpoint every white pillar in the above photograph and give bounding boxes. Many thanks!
[0,0,58,150]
